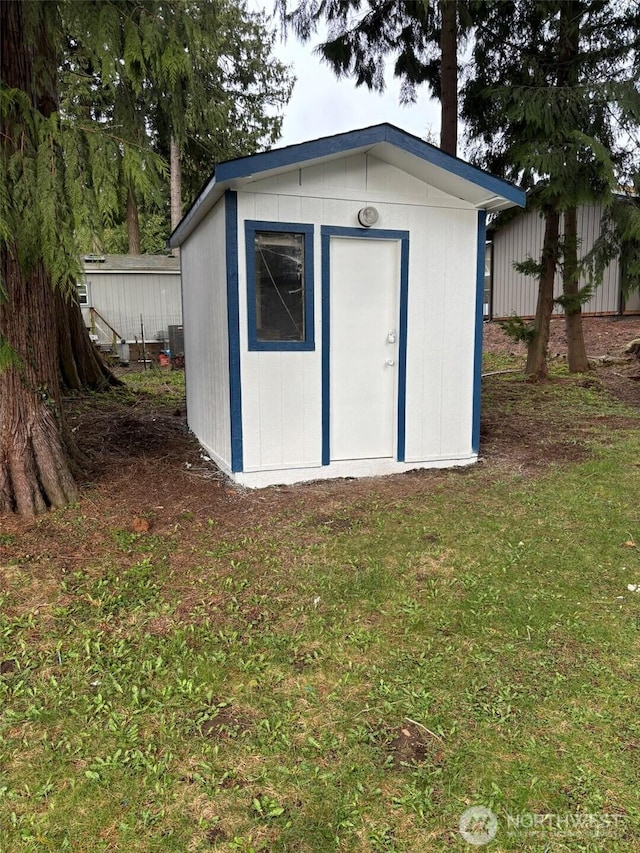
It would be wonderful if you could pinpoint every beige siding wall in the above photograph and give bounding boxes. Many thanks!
[181,199,232,471]
[624,289,640,312]
[492,205,622,318]
[82,272,182,343]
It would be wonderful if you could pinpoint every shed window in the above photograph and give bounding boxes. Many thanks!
[246,221,314,351]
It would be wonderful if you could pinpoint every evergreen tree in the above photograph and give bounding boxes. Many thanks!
[0,0,289,516]
[61,1,292,253]
[464,0,640,377]
[275,0,471,155]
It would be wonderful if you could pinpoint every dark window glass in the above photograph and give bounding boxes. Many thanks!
[254,231,305,342]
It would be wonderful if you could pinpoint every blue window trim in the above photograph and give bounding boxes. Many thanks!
[472,210,487,454]
[320,225,410,466]
[245,220,315,351]
[225,190,243,472]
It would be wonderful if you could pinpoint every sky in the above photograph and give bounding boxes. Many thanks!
[251,2,441,148]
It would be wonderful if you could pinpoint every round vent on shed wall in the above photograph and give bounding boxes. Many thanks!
[357,206,379,228]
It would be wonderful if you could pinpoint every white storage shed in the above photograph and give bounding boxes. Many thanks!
[170,124,525,488]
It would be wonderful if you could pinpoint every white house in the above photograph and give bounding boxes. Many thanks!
[79,254,182,353]
[489,205,640,319]
[169,124,525,488]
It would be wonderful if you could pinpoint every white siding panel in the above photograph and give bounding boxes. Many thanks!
[344,154,368,190]
[237,193,322,471]
[276,194,303,222]
[300,195,325,223]
[249,154,463,208]
[234,173,479,477]
[321,158,348,188]
[253,192,279,221]
[181,198,231,470]
[404,207,477,462]
[301,164,325,186]
[366,155,430,200]
[242,352,322,471]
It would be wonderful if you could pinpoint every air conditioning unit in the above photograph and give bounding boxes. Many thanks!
[168,325,184,356]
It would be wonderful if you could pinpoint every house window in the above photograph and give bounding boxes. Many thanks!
[484,242,492,318]
[246,221,314,351]
[77,280,90,306]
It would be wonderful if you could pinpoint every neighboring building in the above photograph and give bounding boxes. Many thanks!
[169,124,524,488]
[489,204,640,319]
[79,254,182,355]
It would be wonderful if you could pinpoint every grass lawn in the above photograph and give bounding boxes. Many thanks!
[1,360,639,852]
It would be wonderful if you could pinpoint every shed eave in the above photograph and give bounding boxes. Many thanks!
[169,174,239,248]
[170,123,525,246]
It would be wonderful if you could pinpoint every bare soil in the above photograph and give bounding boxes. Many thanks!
[485,314,640,405]
[0,317,638,549]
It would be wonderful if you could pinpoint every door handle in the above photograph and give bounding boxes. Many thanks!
[387,330,396,343]
[385,359,396,366]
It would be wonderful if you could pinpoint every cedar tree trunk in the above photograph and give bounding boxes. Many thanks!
[562,207,589,372]
[0,254,80,516]
[56,290,121,391]
[0,0,115,517]
[439,0,458,155]
[526,209,560,379]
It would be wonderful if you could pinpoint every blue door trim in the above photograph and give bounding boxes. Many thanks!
[225,190,243,472]
[472,210,487,454]
[320,225,410,466]
[397,238,410,462]
[321,234,331,466]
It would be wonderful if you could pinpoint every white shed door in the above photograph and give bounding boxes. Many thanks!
[330,237,400,461]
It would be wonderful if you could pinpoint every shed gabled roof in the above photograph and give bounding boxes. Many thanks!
[169,123,525,248]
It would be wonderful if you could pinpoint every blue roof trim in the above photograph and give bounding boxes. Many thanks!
[225,190,243,473]
[215,124,525,209]
[472,210,487,454]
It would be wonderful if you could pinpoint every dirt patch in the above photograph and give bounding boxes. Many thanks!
[0,318,638,554]
[483,314,640,359]
[311,512,359,533]
[386,721,445,770]
[485,316,640,408]
[198,703,254,740]
[480,317,640,471]
[205,826,227,844]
